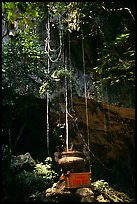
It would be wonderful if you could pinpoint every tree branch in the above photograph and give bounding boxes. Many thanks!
[101,5,135,21]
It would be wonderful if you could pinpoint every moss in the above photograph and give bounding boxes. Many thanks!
[92,180,134,202]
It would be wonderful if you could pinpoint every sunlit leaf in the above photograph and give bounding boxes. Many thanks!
[2,2,5,13]
[7,11,13,21]
[116,37,120,40]
[19,19,25,30]
[6,2,15,9]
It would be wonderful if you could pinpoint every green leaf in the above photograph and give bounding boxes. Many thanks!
[11,13,18,21]
[2,2,5,13]
[29,10,39,17]
[7,10,13,21]
[116,37,120,40]
[128,78,134,81]
[6,2,15,9]
[39,82,48,95]
[121,33,129,38]
[26,19,34,28]
[19,19,25,30]
[96,67,102,74]
[98,69,102,74]
[34,11,39,17]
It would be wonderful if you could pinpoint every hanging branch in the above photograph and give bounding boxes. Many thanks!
[97,30,107,135]
[45,11,50,156]
[64,51,69,152]
[68,32,74,112]
[44,8,64,154]
[81,34,90,148]
[44,14,63,63]
[101,4,135,21]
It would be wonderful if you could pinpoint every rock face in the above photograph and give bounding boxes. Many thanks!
[10,152,36,173]
[76,188,96,202]
[50,96,135,196]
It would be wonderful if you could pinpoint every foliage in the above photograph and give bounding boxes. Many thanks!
[52,122,65,151]
[93,32,135,87]
[2,149,58,201]
[39,67,72,95]
[2,29,46,96]
[45,2,135,95]
[15,170,46,193]
[2,2,126,36]
[92,180,134,202]
[2,2,41,32]
[2,2,135,97]
[47,2,80,33]
[13,157,58,196]
[15,157,58,191]
[34,157,58,183]
[47,2,135,38]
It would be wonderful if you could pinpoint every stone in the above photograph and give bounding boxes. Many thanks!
[10,152,36,173]
[76,188,96,202]
[96,194,108,202]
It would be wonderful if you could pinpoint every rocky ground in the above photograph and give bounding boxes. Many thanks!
[27,179,134,202]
